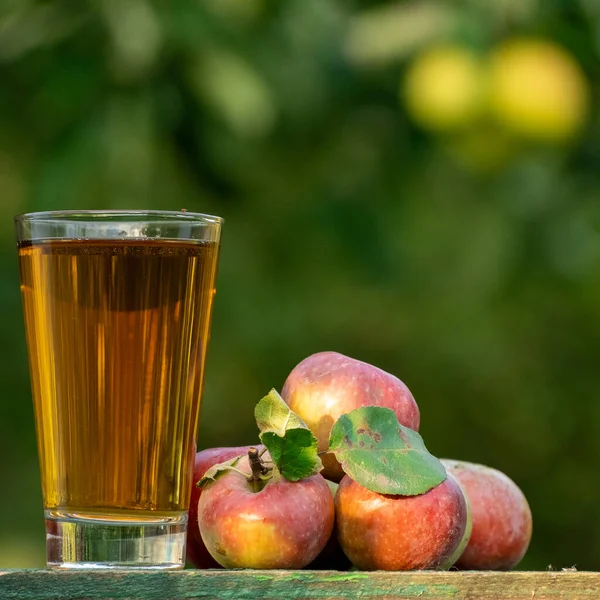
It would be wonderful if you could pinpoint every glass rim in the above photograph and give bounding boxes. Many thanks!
[14,209,224,226]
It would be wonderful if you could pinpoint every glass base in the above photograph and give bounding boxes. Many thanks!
[45,511,187,570]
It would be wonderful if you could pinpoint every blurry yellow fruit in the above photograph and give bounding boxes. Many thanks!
[489,39,589,143]
[402,45,484,132]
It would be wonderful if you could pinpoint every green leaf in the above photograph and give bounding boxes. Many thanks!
[260,429,319,482]
[254,389,322,481]
[197,455,245,489]
[255,388,308,435]
[329,406,446,496]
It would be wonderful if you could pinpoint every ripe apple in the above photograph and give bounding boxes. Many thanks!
[187,445,262,568]
[198,450,335,569]
[281,351,420,481]
[442,459,532,570]
[335,474,470,570]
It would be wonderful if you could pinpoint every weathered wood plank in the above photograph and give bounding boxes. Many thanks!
[0,570,598,600]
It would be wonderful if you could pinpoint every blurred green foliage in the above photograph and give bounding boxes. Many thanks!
[2,0,600,570]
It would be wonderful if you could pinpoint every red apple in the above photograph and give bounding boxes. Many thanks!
[335,474,470,570]
[442,459,532,570]
[198,451,335,569]
[187,445,261,568]
[281,351,420,481]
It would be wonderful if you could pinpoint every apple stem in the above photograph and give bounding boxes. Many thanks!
[248,447,270,492]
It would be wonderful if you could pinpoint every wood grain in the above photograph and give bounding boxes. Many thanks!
[1,570,599,600]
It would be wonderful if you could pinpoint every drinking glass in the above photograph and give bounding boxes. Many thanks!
[15,210,222,569]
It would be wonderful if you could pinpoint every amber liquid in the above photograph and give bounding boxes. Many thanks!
[18,239,219,520]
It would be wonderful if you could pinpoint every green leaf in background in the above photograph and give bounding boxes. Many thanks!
[197,455,245,489]
[255,389,322,481]
[329,406,446,496]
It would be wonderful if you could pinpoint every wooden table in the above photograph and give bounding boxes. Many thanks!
[0,570,597,599]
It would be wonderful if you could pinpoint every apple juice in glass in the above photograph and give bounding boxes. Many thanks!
[15,210,222,569]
